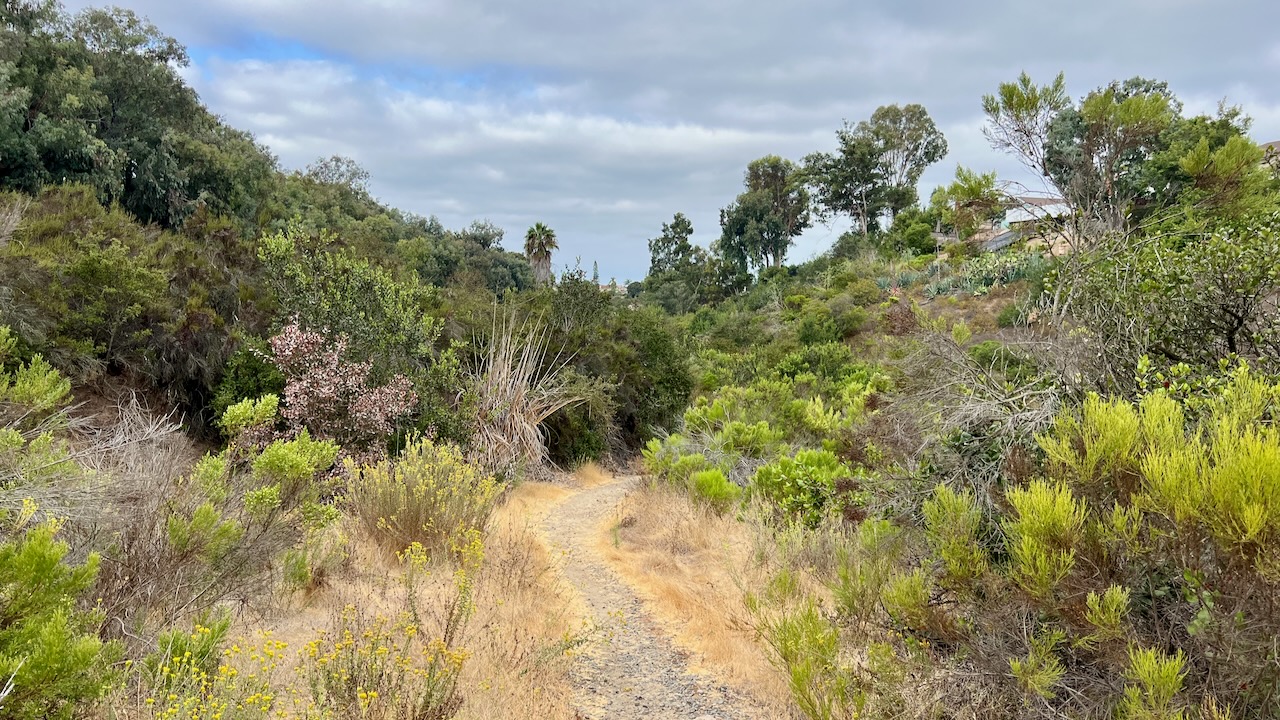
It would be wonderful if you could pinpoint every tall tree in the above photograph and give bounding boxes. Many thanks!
[1044,77,1175,230]
[524,222,558,286]
[804,126,887,244]
[982,71,1071,180]
[305,155,371,196]
[744,155,811,246]
[647,212,696,276]
[645,212,719,313]
[859,104,948,217]
[719,156,810,272]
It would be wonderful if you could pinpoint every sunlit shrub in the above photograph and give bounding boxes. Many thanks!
[0,512,121,720]
[751,449,858,526]
[1003,479,1085,603]
[345,437,499,556]
[832,519,903,631]
[714,420,785,458]
[689,469,742,514]
[880,569,932,632]
[1009,629,1067,701]
[922,485,988,591]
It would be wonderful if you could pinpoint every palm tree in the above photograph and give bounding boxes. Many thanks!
[523,222,558,286]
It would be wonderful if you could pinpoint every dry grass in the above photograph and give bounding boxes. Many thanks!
[570,461,613,489]
[456,483,581,720]
[596,480,794,718]
[235,481,581,720]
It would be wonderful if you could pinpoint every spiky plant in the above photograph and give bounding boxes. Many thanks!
[468,308,595,477]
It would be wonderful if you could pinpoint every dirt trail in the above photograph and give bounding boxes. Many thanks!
[541,475,767,720]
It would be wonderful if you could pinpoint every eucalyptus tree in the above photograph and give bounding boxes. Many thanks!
[719,156,810,272]
[860,104,948,218]
[803,127,886,244]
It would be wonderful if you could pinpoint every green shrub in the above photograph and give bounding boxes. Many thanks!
[1003,480,1085,602]
[844,278,884,306]
[0,516,122,719]
[880,569,932,631]
[751,449,856,526]
[832,519,903,631]
[252,430,340,502]
[907,252,936,270]
[827,296,870,339]
[943,241,972,264]
[922,485,988,591]
[773,343,859,385]
[544,405,607,467]
[715,420,784,458]
[996,301,1024,328]
[1009,629,1066,701]
[144,611,232,691]
[903,367,1280,712]
[218,394,280,437]
[690,469,742,513]
[345,437,500,555]
[1119,647,1186,720]
[211,343,285,429]
[669,453,711,484]
[796,303,839,346]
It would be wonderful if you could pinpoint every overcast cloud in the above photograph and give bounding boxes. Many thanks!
[63,0,1280,281]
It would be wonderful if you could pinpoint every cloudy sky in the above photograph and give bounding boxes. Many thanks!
[64,0,1280,281]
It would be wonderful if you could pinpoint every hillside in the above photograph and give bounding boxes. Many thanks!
[3,3,1280,720]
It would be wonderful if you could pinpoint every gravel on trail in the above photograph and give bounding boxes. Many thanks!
[541,476,770,720]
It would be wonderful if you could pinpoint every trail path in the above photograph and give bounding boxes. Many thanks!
[542,475,766,720]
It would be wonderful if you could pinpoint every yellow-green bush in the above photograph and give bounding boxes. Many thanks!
[690,469,742,513]
[345,437,499,555]
[922,485,987,591]
[0,512,122,720]
[899,366,1280,715]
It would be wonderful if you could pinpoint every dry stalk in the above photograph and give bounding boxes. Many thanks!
[468,307,591,478]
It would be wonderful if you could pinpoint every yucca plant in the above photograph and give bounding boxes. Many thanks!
[468,308,599,477]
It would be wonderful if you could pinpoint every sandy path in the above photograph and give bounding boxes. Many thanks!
[541,475,766,720]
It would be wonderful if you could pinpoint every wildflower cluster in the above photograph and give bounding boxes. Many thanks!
[298,605,467,720]
[346,438,499,556]
[132,624,285,720]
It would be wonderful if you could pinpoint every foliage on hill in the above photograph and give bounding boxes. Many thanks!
[5,2,1280,717]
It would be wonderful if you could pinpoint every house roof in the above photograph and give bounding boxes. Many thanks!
[1015,195,1066,207]
[1006,202,1071,225]
[979,229,1022,253]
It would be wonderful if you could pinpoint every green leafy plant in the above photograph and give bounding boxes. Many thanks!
[752,449,857,526]
[0,512,122,720]
[689,469,742,514]
[923,484,988,591]
[345,437,499,556]
[1009,628,1067,701]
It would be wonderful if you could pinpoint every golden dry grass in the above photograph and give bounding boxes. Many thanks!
[595,480,795,718]
[570,461,614,489]
[230,481,581,720]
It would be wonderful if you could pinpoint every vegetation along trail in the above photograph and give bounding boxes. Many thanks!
[542,474,766,720]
